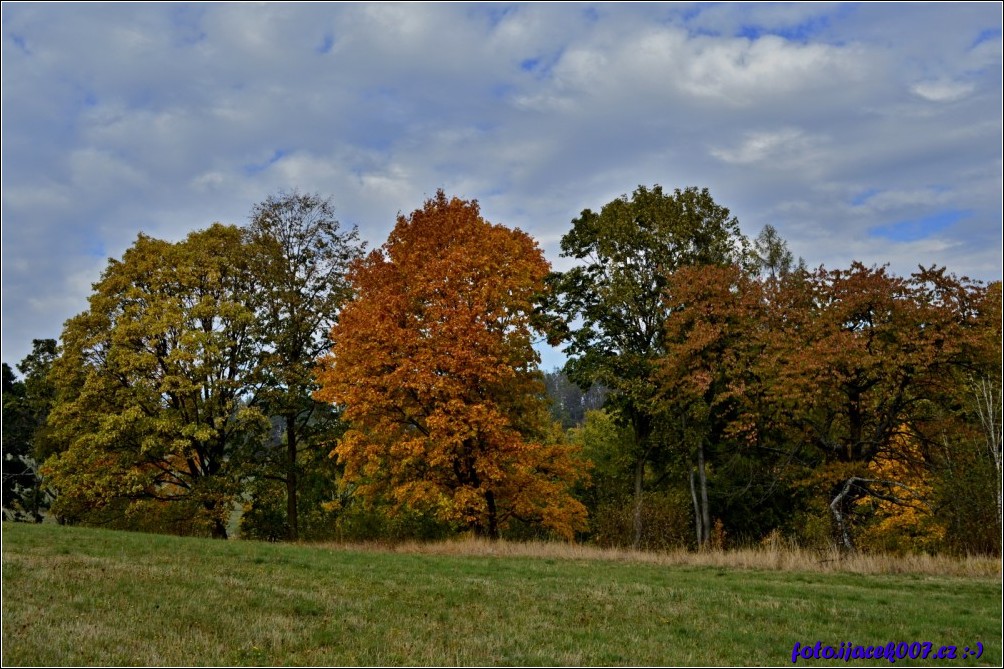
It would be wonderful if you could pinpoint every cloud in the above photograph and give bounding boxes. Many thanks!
[912,79,977,102]
[710,128,827,169]
[1,3,1001,366]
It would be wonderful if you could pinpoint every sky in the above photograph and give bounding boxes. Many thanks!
[2,2,1002,371]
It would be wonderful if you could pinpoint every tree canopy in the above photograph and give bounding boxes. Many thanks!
[7,184,996,556]
[42,225,270,538]
[759,263,989,549]
[546,184,751,546]
[245,191,363,540]
[315,191,588,539]
[2,339,59,521]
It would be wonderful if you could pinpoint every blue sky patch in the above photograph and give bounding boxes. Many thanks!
[169,5,207,46]
[491,83,515,100]
[472,4,517,28]
[677,3,709,24]
[518,50,561,79]
[9,33,30,54]
[973,27,1002,47]
[316,34,335,55]
[243,149,288,176]
[738,15,831,43]
[851,188,880,206]
[86,240,106,259]
[869,210,970,242]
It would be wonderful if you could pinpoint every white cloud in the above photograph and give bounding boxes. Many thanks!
[191,171,228,193]
[912,79,977,102]
[1,2,1001,366]
[710,128,827,168]
[67,148,148,193]
[679,36,864,105]
[857,188,954,212]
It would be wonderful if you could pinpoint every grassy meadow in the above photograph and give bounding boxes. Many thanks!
[2,522,1000,666]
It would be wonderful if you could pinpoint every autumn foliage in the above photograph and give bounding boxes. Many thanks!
[13,184,998,555]
[315,192,588,539]
[41,225,269,538]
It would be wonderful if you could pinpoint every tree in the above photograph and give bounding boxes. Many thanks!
[42,225,269,538]
[761,263,985,550]
[3,363,37,521]
[752,224,798,280]
[3,340,59,522]
[547,185,750,546]
[935,279,1003,553]
[245,191,363,540]
[854,431,944,553]
[315,191,587,539]
[659,264,767,547]
[543,369,607,428]
[968,281,1002,535]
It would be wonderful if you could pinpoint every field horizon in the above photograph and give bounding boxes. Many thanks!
[2,523,1000,666]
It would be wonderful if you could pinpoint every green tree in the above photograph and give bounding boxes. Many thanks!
[752,224,798,280]
[547,185,750,546]
[2,339,58,522]
[3,363,36,521]
[968,281,1002,536]
[245,191,364,540]
[935,280,1003,555]
[43,225,269,538]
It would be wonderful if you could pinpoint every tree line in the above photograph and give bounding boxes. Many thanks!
[3,186,1000,554]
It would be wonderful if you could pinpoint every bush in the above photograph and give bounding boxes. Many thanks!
[588,489,693,550]
[933,449,1000,556]
[55,497,217,537]
[332,499,454,543]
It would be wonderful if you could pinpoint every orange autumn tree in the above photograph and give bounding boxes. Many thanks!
[314,191,588,539]
[761,263,984,551]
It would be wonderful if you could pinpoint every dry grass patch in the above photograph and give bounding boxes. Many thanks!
[321,536,1002,578]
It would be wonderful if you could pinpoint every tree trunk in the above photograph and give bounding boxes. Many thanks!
[992,442,1004,540]
[697,440,711,547]
[830,478,857,552]
[631,414,652,549]
[633,457,645,549]
[32,473,42,523]
[485,490,499,540]
[203,498,229,539]
[211,517,228,540]
[286,413,298,541]
[689,467,703,547]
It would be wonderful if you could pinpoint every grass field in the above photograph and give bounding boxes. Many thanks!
[2,523,1000,666]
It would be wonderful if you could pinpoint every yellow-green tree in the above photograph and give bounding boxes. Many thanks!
[315,191,587,539]
[43,225,269,538]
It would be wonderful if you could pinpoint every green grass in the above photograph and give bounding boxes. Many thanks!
[2,523,1000,666]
